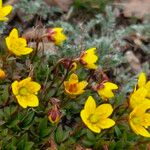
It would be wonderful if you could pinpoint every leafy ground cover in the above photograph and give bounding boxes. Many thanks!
[0,0,150,149]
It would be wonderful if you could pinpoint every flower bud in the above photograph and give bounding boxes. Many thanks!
[0,69,6,79]
[47,28,67,46]
[48,105,61,124]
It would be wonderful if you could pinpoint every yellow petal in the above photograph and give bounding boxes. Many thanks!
[52,28,67,46]
[5,37,11,49]
[80,110,90,126]
[69,73,78,83]
[104,82,118,90]
[96,118,115,129]
[53,28,63,32]
[78,81,88,90]
[87,123,101,133]
[145,81,150,98]
[9,47,33,56]
[145,81,150,90]
[0,17,8,21]
[130,101,150,117]
[0,0,2,8]
[25,81,41,94]
[130,123,150,137]
[84,96,96,115]
[0,5,12,18]
[129,121,139,135]
[16,95,28,108]
[95,104,113,118]
[138,72,146,88]
[81,48,98,69]
[72,89,85,95]
[12,81,19,95]
[17,47,33,55]
[84,48,98,63]
[19,77,31,87]
[86,63,98,69]
[129,87,148,109]
[98,88,114,99]
[9,28,18,39]
[18,38,27,47]
[142,113,150,127]
[27,94,39,107]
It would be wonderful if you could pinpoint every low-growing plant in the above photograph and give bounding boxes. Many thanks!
[0,0,150,150]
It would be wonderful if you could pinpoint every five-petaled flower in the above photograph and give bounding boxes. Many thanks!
[79,48,98,69]
[0,68,6,79]
[12,77,41,108]
[97,82,118,100]
[47,27,67,46]
[129,101,150,137]
[0,0,12,21]
[5,28,33,56]
[80,96,115,133]
[64,73,88,97]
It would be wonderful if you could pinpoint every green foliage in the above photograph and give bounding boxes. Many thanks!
[15,0,50,20]
[0,1,150,150]
[73,0,114,12]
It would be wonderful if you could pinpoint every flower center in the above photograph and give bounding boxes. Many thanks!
[89,114,100,124]
[19,87,28,96]
[10,39,23,51]
[68,83,78,93]
[132,116,141,124]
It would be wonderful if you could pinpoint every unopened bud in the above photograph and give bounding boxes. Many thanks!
[0,69,6,79]
[48,105,61,124]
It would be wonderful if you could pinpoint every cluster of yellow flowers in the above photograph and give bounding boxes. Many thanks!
[1,0,150,138]
[129,72,150,137]
[63,48,118,133]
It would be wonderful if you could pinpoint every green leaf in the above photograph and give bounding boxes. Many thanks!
[39,117,51,138]
[16,134,33,150]
[21,110,35,129]
[82,139,94,147]
[114,126,122,138]
[55,126,69,143]
[86,129,96,141]
[55,126,64,144]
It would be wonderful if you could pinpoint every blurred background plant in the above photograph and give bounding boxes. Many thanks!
[0,0,150,149]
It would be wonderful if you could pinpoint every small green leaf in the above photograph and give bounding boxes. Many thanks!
[55,126,64,144]
[86,129,95,141]
[114,126,122,138]
[39,117,51,138]
[82,139,93,147]
[21,110,35,128]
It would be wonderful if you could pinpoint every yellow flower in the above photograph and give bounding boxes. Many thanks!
[97,82,118,100]
[0,0,12,21]
[137,72,150,98]
[12,77,41,108]
[64,73,88,97]
[5,28,33,56]
[0,68,6,79]
[47,28,67,46]
[129,87,149,109]
[79,48,98,69]
[80,96,115,133]
[129,101,150,137]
